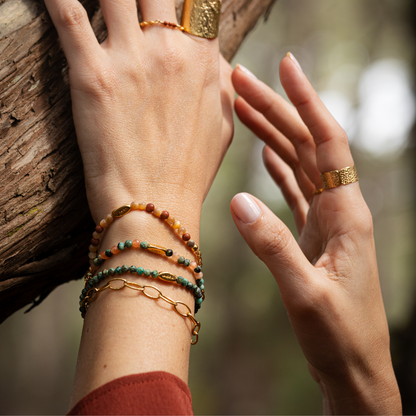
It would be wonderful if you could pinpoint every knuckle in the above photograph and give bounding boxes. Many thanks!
[256,221,292,260]
[57,3,88,29]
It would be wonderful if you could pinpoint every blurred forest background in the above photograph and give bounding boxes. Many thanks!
[1,0,416,414]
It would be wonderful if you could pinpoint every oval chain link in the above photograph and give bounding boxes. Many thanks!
[82,278,200,345]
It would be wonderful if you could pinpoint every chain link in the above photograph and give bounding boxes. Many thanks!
[81,278,200,345]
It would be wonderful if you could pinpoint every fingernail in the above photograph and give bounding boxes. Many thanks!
[232,193,262,224]
[236,63,258,80]
[286,52,303,72]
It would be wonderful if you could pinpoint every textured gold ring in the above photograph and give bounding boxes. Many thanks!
[320,165,359,190]
[181,0,222,39]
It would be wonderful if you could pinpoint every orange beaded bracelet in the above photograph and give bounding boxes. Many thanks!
[89,202,203,271]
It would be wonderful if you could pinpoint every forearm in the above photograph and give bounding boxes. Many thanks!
[70,202,201,408]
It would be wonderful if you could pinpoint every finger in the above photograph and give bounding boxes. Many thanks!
[263,146,309,234]
[230,193,315,307]
[235,96,316,200]
[44,0,101,67]
[138,0,178,23]
[232,65,322,188]
[280,54,354,173]
[100,0,142,44]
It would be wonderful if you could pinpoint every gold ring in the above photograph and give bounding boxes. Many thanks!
[181,0,222,39]
[321,165,359,190]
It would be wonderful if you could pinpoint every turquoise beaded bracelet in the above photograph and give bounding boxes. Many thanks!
[80,265,205,316]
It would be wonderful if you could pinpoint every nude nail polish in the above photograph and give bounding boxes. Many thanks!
[286,52,303,72]
[232,193,261,224]
[236,64,258,80]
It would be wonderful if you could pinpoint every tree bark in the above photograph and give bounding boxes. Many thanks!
[0,0,276,323]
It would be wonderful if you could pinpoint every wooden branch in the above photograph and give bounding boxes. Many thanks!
[0,0,276,323]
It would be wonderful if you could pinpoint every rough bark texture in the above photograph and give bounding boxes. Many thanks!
[0,0,276,323]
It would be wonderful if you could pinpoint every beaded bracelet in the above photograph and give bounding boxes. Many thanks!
[89,202,203,270]
[81,278,201,345]
[92,239,203,278]
[81,265,205,314]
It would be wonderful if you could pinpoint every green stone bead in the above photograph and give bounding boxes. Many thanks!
[105,249,113,258]
[137,267,144,275]
[97,272,103,280]
[178,256,185,264]
[92,276,99,284]
[177,276,183,284]
[151,270,158,278]
[118,242,125,251]
[140,242,148,249]
[109,268,116,276]
[196,298,203,305]
[125,240,133,248]
[103,269,109,277]
[186,282,193,290]
[200,284,205,291]
[122,265,129,273]
[181,278,188,287]
[115,266,123,275]
[144,269,151,277]
[184,259,191,267]
[199,278,205,285]
[93,258,100,266]
[129,266,137,273]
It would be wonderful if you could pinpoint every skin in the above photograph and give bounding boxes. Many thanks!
[43,0,400,413]
[230,56,402,414]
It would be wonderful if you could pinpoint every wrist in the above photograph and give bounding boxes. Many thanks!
[316,362,401,415]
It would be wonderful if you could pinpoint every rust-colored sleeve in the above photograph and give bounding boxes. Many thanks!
[67,371,193,415]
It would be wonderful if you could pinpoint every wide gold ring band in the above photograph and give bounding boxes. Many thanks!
[181,0,222,39]
[314,165,359,194]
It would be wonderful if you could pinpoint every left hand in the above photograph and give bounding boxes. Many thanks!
[230,56,401,414]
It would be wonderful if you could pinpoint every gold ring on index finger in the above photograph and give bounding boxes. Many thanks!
[181,0,222,39]
[314,166,359,195]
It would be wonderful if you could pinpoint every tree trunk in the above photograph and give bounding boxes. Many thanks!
[0,0,276,323]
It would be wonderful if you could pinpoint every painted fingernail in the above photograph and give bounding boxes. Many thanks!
[286,52,303,72]
[236,63,258,80]
[232,193,262,224]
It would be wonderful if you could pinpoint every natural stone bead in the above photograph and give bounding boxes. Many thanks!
[140,241,149,249]
[166,249,173,257]
[187,240,195,248]
[111,246,120,255]
[138,202,146,210]
[196,272,203,279]
[100,219,108,228]
[88,252,96,259]
[144,269,151,277]
[184,259,191,267]
[194,266,202,273]
[118,242,125,251]
[100,251,108,259]
[125,240,133,248]
[92,232,101,240]
[122,265,129,273]
[131,201,139,210]
[105,249,113,258]
[91,238,100,246]
[106,214,114,224]
[190,262,198,270]
[89,245,98,252]
[153,207,162,217]
[160,211,169,220]
[178,256,185,264]
[178,226,186,236]
[132,239,141,248]
[167,216,175,226]
[173,220,181,229]
[137,267,144,275]
[95,225,104,233]
[182,233,191,241]
[116,267,123,275]
[146,203,154,212]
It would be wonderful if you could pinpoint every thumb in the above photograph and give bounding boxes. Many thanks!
[230,193,314,304]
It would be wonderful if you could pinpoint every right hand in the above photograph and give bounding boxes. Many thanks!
[44,0,234,226]
[230,56,401,414]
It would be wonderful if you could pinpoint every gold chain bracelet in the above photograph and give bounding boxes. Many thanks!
[81,278,201,345]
